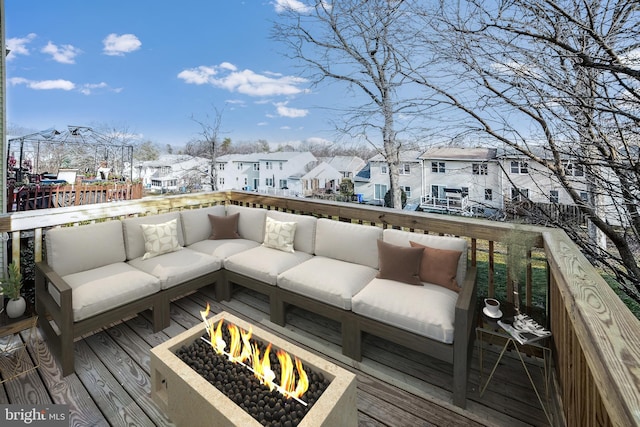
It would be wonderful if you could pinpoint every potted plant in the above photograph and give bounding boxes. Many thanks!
[1,260,26,318]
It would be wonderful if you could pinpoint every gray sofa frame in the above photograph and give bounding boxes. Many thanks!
[223,265,478,408]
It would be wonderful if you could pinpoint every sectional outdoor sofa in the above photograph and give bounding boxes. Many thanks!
[35,203,477,407]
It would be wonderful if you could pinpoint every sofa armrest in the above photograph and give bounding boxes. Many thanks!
[35,261,73,327]
[452,265,478,407]
[455,266,478,344]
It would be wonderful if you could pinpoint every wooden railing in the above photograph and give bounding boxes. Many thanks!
[0,190,638,426]
[6,181,143,212]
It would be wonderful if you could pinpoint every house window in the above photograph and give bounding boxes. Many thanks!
[550,190,559,203]
[580,192,589,202]
[279,162,284,170]
[403,186,411,198]
[237,163,243,170]
[510,161,529,174]
[265,161,273,170]
[244,178,248,186]
[218,163,225,171]
[485,189,493,201]
[265,177,274,187]
[219,177,225,186]
[253,163,260,171]
[431,162,445,173]
[374,183,388,200]
[279,179,287,189]
[564,161,585,177]
[511,187,529,201]
[400,163,411,175]
[461,187,469,197]
[473,163,488,175]
[381,164,388,174]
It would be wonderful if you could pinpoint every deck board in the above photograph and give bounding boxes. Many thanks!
[0,287,560,426]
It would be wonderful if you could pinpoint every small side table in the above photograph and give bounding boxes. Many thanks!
[477,312,553,425]
[0,309,41,383]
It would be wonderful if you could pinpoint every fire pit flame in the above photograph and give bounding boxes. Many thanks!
[200,303,309,406]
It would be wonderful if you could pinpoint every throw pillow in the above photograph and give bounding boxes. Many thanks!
[208,213,241,240]
[376,239,424,285]
[263,217,296,253]
[410,241,462,292]
[140,219,182,260]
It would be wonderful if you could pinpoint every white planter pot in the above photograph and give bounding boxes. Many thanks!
[6,296,26,318]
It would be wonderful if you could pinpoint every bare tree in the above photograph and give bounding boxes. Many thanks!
[410,0,640,299]
[188,107,225,191]
[273,0,430,208]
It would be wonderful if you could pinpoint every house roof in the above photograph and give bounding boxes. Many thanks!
[318,156,365,172]
[301,162,342,181]
[354,163,371,182]
[369,150,423,162]
[419,147,497,161]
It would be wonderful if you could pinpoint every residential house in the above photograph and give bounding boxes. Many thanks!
[299,162,343,196]
[214,152,317,196]
[419,147,500,215]
[133,154,210,192]
[355,150,423,205]
[299,156,366,197]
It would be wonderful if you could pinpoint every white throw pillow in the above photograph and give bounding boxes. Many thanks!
[262,217,296,253]
[140,219,182,260]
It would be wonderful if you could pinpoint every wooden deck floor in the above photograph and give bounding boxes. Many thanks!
[0,286,562,426]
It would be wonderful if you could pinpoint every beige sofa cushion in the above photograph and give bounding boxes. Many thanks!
[54,262,161,322]
[45,220,126,277]
[382,229,468,286]
[122,212,184,260]
[352,278,458,344]
[128,247,221,290]
[314,219,382,269]
[266,211,317,254]
[188,238,260,260]
[277,256,378,310]
[180,205,226,245]
[224,246,312,286]
[227,205,267,243]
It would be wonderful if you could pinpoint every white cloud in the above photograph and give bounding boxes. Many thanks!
[257,122,269,126]
[177,66,217,84]
[6,33,37,61]
[280,125,291,130]
[80,82,109,95]
[41,41,81,64]
[103,33,142,56]
[275,101,308,118]
[273,0,312,13]
[178,62,308,97]
[9,77,75,90]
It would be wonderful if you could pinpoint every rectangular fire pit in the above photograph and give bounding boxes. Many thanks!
[150,311,357,427]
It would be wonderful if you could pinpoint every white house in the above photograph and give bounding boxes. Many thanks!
[214,152,317,196]
[299,162,343,196]
[133,154,210,192]
[419,147,500,215]
[496,147,589,206]
[355,150,423,205]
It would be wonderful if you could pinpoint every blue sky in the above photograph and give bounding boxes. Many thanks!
[5,1,344,148]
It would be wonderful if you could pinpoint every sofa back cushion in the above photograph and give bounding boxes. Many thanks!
[266,211,317,254]
[226,205,267,243]
[45,220,126,276]
[122,212,183,260]
[315,219,382,269]
[180,205,226,245]
[382,228,468,286]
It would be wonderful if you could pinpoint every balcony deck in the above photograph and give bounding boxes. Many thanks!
[1,286,557,426]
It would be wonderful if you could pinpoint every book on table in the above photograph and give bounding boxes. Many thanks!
[497,314,551,345]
